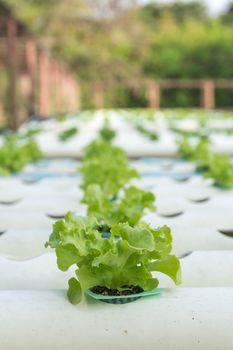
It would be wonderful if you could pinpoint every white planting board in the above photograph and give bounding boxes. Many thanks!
[0,110,233,349]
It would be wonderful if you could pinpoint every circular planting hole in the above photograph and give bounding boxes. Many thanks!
[179,251,193,259]
[144,185,156,191]
[158,211,184,218]
[173,176,190,183]
[0,198,21,205]
[161,162,174,171]
[22,178,41,185]
[189,197,210,204]
[46,213,65,220]
[218,229,233,238]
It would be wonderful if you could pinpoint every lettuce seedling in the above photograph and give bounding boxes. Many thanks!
[82,184,156,227]
[178,136,212,171]
[80,140,138,196]
[0,135,42,174]
[19,127,42,139]
[136,124,159,141]
[177,136,195,158]
[99,122,116,143]
[177,135,233,188]
[58,127,78,142]
[190,138,212,171]
[46,213,181,304]
[82,139,123,160]
[177,136,210,162]
[203,154,233,188]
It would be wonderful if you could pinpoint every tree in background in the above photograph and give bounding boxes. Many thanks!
[4,0,233,108]
[140,1,208,24]
[220,1,233,24]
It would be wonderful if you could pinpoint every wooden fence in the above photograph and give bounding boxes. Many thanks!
[0,3,80,130]
[1,2,233,131]
[92,79,233,110]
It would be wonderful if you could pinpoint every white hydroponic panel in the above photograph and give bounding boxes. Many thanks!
[0,253,75,289]
[24,111,233,158]
[158,250,233,287]
[0,229,50,259]
[0,251,232,290]
[0,109,233,349]
[0,288,232,350]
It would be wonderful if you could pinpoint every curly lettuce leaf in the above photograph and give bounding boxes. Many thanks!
[83,184,155,227]
[136,124,159,141]
[0,135,42,174]
[99,122,116,142]
[80,141,138,196]
[67,278,82,305]
[203,154,233,188]
[58,127,78,142]
[148,255,181,285]
[46,215,181,304]
[177,135,233,188]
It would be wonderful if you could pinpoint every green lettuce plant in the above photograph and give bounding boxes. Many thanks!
[46,213,181,304]
[177,135,194,158]
[136,124,159,141]
[80,140,138,196]
[203,154,233,188]
[82,139,121,160]
[177,136,210,162]
[99,122,116,143]
[58,127,78,141]
[177,135,233,188]
[189,138,212,171]
[82,184,156,228]
[0,135,42,174]
[20,127,42,139]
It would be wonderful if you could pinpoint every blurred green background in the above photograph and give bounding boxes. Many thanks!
[4,0,233,109]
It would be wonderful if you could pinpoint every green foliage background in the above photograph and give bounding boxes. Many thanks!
[4,0,233,109]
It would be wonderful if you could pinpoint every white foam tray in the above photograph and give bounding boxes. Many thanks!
[0,288,232,350]
[0,251,232,290]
